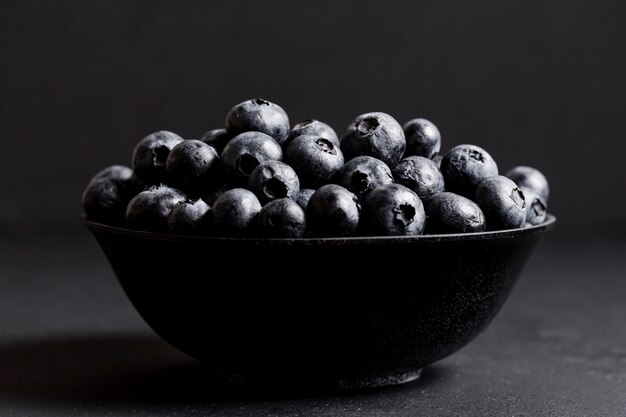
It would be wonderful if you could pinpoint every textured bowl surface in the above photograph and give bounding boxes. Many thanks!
[83,214,555,389]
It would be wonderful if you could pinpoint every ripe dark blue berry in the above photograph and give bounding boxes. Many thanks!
[91,165,133,182]
[392,156,445,199]
[165,140,224,195]
[340,112,406,168]
[200,128,231,154]
[257,198,307,238]
[334,155,394,201]
[132,131,184,185]
[423,192,486,234]
[225,98,290,145]
[285,119,339,149]
[248,160,300,205]
[82,174,132,225]
[284,135,344,189]
[83,98,553,238]
[474,175,526,230]
[506,165,550,202]
[221,131,283,187]
[210,188,262,237]
[360,183,425,236]
[306,184,360,237]
[125,185,187,232]
[403,118,441,159]
[295,188,315,211]
[440,144,498,198]
[167,199,211,235]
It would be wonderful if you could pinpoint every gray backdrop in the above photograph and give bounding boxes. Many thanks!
[2,1,624,239]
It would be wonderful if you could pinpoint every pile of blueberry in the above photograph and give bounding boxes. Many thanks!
[82,98,550,238]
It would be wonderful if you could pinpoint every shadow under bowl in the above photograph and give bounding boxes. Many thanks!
[82,214,555,390]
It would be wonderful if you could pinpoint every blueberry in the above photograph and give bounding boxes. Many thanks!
[125,185,187,232]
[423,192,486,234]
[132,131,184,185]
[474,175,526,230]
[334,156,394,201]
[284,134,344,189]
[200,128,231,154]
[506,165,550,202]
[520,187,547,226]
[440,144,498,198]
[392,156,445,199]
[284,119,339,149]
[294,188,316,212]
[403,118,441,159]
[225,98,290,145]
[82,174,133,226]
[165,139,224,196]
[210,188,262,237]
[167,198,211,235]
[305,184,360,237]
[339,112,406,168]
[257,198,307,238]
[221,131,283,187]
[91,164,133,182]
[248,160,300,205]
[360,183,425,236]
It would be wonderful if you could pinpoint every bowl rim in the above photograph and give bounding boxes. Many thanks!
[81,213,556,245]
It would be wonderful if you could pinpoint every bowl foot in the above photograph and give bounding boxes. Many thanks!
[210,367,423,392]
[332,368,423,390]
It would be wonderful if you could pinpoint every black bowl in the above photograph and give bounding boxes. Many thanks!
[82,214,555,390]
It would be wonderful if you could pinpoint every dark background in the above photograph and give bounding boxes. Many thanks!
[2,3,626,416]
[1,0,624,239]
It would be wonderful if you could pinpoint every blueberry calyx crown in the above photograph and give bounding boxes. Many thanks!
[254,98,270,106]
[264,178,288,199]
[394,204,416,226]
[469,149,485,163]
[315,138,337,155]
[530,197,546,216]
[237,153,260,176]
[152,145,170,167]
[351,171,369,193]
[357,116,380,134]
[509,187,526,209]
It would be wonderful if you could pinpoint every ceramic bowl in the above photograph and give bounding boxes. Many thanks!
[82,214,555,389]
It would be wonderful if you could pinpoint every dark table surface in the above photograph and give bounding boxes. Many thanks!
[1,234,625,416]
